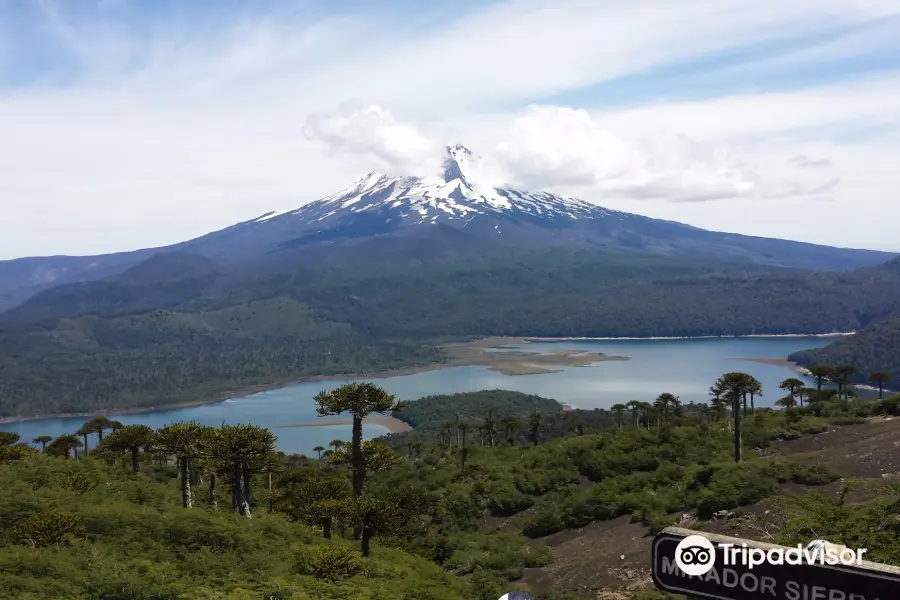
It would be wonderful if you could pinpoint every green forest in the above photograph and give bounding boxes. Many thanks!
[3,375,900,600]
[790,316,900,392]
[0,298,440,418]
[1,251,899,418]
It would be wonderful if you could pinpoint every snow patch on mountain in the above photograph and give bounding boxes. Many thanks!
[255,145,621,226]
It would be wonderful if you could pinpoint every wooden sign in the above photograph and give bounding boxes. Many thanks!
[652,527,900,600]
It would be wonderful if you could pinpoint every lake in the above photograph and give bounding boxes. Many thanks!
[2,336,835,455]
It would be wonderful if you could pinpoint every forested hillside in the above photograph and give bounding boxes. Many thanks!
[0,298,439,418]
[2,251,899,418]
[790,316,900,391]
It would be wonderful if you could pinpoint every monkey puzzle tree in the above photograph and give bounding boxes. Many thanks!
[208,423,278,517]
[84,416,115,442]
[655,393,677,424]
[313,445,325,459]
[275,470,351,539]
[350,486,439,557]
[0,433,36,464]
[714,372,750,462]
[32,435,53,451]
[156,421,205,508]
[313,382,404,498]
[0,432,20,446]
[500,416,519,444]
[829,365,858,401]
[481,409,498,447]
[869,372,892,400]
[47,434,83,460]
[611,404,626,428]
[570,418,590,435]
[780,377,805,408]
[96,424,156,473]
[746,377,762,413]
[75,424,93,455]
[809,365,833,394]
[626,400,640,427]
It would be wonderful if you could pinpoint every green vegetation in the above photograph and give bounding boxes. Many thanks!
[791,316,899,393]
[4,372,900,599]
[0,297,440,418]
[1,251,900,418]
[0,452,469,600]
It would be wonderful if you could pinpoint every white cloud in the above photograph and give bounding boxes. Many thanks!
[303,104,840,204]
[0,0,899,258]
[303,104,445,177]
[492,106,762,202]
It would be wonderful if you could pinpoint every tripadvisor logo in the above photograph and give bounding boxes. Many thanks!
[674,534,868,576]
[497,593,534,600]
[675,535,717,576]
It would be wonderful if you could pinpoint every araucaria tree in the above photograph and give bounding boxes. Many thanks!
[156,421,205,509]
[779,378,805,408]
[810,365,833,394]
[313,382,404,498]
[85,416,116,442]
[96,424,156,473]
[47,434,83,460]
[208,424,279,518]
[655,393,677,424]
[869,372,892,399]
[75,424,93,455]
[32,435,53,451]
[713,372,751,462]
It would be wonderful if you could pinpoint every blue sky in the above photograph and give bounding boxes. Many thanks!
[1,0,900,258]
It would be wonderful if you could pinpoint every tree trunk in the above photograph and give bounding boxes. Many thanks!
[750,393,755,413]
[180,457,192,508]
[322,518,332,539]
[209,473,217,509]
[82,434,89,455]
[130,447,140,473]
[351,415,365,498]
[360,526,373,557]
[73,447,79,460]
[733,397,742,463]
[242,462,252,507]
[231,459,240,511]
[237,466,251,518]
[268,472,273,513]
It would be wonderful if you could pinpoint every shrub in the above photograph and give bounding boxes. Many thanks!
[486,485,534,516]
[12,511,84,548]
[296,545,364,581]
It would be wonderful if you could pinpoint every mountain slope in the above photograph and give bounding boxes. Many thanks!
[0,145,893,314]
[2,252,223,324]
[183,144,892,270]
[789,316,900,390]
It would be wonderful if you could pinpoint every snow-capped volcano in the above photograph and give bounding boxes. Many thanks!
[254,144,616,230]
[0,143,893,316]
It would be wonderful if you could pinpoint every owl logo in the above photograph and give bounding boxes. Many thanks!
[498,593,535,600]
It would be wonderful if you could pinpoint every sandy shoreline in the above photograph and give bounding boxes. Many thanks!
[732,356,811,375]
[276,415,412,434]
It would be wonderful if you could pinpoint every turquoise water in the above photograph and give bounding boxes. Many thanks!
[2,337,834,455]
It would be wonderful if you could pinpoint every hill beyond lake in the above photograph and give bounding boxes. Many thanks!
[3,336,837,454]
